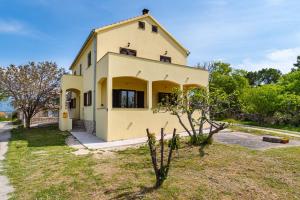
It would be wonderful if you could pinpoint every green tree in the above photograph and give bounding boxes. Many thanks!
[274,93,300,125]
[292,55,300,71]
[241,84,281,123]
[245,68,282,86]
[154,87,227,146]
[209,62,249,119]
[279,70,300,95]
[258,68,282,84]
[0,62,64,128]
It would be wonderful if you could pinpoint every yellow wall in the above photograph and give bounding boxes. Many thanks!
[97,17,187,66]
[59,75,83,131]
[72,39,96,121]
[97,53,208,141]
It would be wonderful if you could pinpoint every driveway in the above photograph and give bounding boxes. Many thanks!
[0,122,14,200]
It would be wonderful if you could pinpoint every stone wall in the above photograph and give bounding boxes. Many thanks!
[31,117,59,125]
[84,120,95,135]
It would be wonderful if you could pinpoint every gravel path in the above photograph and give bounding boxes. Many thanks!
[214,130,300,150]
[0,122,14,200]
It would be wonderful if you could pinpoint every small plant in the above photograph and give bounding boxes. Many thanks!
[146,128,179,188]
[154,87,228,149]
[189,134,213,146]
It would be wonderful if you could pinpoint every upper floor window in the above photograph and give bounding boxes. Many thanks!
[160,55,171,63]
[87,51,92,67]
[152,25,158,33]
[138,21,145,29]
[79,64,82,75]
[84,91,92,106]
[120,48,137,56]
[73,70,77,75]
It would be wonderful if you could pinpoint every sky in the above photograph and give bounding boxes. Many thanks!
[0,0,300,73]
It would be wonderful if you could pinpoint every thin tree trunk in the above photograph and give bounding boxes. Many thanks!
[187,112,197,137]
[146,129,159,182]
[25,116,31,128]
[165,129,176,176]
[175,113,192,137]
[160,128,164,169]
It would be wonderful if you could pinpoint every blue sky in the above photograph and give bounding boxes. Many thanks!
[1,0,300,73]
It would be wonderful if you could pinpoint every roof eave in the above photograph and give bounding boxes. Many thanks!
[69,29,96,70]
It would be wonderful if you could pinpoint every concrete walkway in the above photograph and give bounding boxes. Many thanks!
[0,122,14,200]
[70,130,191,150]
[71,128,300,151]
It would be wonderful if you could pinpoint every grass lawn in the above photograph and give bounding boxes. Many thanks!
[4,126,300,200]
[222,119,300,132]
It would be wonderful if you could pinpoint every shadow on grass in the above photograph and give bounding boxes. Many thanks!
[106,185,156,200]
[10,124,69,147]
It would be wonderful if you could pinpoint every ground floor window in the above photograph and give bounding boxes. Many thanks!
[113,89,144,108]
[158,92,177,105]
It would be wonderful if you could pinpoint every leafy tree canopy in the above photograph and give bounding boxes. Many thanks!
[292,55,300,71]
[0,62,64,128]
[278,70,300,95]
[245,68,282,86]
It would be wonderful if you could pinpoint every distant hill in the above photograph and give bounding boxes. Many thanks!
[0,99,14,112]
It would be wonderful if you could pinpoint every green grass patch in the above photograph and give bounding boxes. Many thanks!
[4,126,300,199]
[223,118,300,132]
[229,125,300,140]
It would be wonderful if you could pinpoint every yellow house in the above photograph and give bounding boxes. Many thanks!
[59,9,209,141]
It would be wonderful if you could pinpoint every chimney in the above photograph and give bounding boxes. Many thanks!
[142,9,149,15]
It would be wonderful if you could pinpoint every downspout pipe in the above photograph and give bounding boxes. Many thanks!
[93,31,97,134]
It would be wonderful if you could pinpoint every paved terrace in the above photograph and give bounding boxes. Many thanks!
[71,129,300,150]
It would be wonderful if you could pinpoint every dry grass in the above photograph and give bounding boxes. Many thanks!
[4,126,300,199]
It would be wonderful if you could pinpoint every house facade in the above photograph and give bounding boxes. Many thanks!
[59,9,209,141]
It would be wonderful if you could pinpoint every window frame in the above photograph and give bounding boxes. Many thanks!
[138,21,145,29]
[152,25,158,33]
[87,51,92,67]
[84,91,92,106]
[160,55,172,63]
[112,89,144,108]
[119,48,137,57]
[79,64,82,75]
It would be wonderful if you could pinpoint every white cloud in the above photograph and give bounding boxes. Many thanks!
[0,19,48,39]
[238,47,300,73]
[0,20,25,33]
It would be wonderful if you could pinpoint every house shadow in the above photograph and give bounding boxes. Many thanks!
[10,124,68,148]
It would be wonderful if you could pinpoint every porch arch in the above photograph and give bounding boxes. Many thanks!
[112,76,148,108]
[183,83,204,91]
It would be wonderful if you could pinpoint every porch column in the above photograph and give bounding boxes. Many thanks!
[60,89,66,111]
[80,93,84,119]
[147,81,152,109]
[59,89,69,131]
[107,77,112,110]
